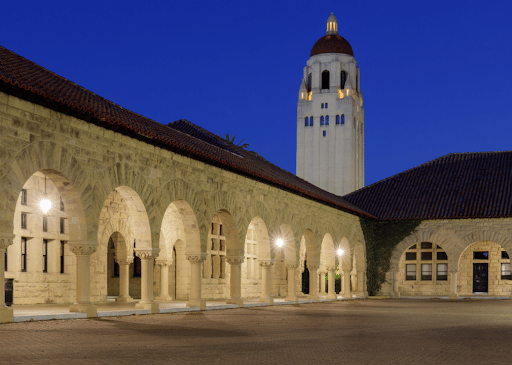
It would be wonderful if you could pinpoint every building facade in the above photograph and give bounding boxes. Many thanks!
[296,13,364,196]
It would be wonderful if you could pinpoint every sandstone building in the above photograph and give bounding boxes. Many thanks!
[1,14,511,324]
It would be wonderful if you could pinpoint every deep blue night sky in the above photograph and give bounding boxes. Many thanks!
[2,0,511,187]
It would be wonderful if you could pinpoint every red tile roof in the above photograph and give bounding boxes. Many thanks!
[0,45,373,219]
[310,35,354,57]
[343,152,512,220]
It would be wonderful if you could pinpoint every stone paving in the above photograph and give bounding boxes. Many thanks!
[2,299,512,364]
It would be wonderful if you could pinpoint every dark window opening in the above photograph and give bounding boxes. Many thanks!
[21,189,27,205]
[502,251,510,259]
[421,242,432,249]
[43,216,48,232]
[473,251,489,260]
[60,197,65,212]
[336,115,340,125]
[340,71,347,89]
[320,116,324,126]
[437,251,448,260]
[305,117,309,127]
[310,117,314,126]
[21,212,27,229]
[325,103,328,108]
[43,239,48,273]
[340,115,345,125]
[219,224,223,236]
[307,73,312,92]
[321,103,324,109]
[405,252,416,260]
[21,237,27,272]
[421,252,432,261]
[323,131,326,137]
[60,218,65,234]
[410,244,417,249]
[322,70,330,90]
[4,249,7,272]
[421,264,432,280]
[325,115,329,125]
[60,241,65,274]
[133,255,142,277]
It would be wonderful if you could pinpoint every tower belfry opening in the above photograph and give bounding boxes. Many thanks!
[296,12,364,196]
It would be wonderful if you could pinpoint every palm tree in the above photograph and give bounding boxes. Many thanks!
[218,133,264,159]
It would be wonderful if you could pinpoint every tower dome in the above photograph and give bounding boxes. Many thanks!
[310,12,354,57]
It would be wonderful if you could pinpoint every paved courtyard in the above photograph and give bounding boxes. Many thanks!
[2,299,512,364]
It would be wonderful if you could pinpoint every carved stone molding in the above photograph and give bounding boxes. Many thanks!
[186,253,207,262]
[259,260,274,267]
[135,248,160,260]
[69,241,98,256]
[117,258,134,265]
[308,265,319,271]
[156,260,172,267]
[0,233,15,250]
[285,264,296,269]
[326,266,335,272]
[226,257,244,265]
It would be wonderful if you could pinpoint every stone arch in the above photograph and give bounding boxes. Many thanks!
[93,162,156,247]
[279,223,297,265]
[4,140,90,241]
[302,229,320,268]
[246,216,271,261]
[459,230,512,263]
[320,233,336,271]
[212,209,241,256]
[337,236,352,271]
[391,230,456,270]
[160,200,201,257]
[152,179,205,253]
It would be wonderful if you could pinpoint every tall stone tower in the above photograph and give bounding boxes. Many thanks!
[296,13,364,196]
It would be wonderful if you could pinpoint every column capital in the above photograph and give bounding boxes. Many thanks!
[69,241,98,256]
[117,258,134,265]
[0,233,14,250]
[326,266,335,271]
[450,268,459,274]
[186,253,207,262]
[308,265,319,271]
[226,256,244,265]
[259,260,273,267]
[156,260,172,267]
[135,248,160,259]
[285,263,296,269]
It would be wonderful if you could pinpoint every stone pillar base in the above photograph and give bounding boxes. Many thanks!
[285,296,299,304]
[135,301,159,313]
[187,299,206,310]
[326,293,337,300]
[390,292,400,298]
[116,296,133,303]
[70,303,97,317]
[449,294,459,299]
[0,306,14,323]
[258,296,274,305]
[156,295,173,302]
[356,291,365,297]
[226,298,244,307]
[308,294,320,301]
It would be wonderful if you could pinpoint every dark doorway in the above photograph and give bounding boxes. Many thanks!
[302,260,309,294]
[473,263,488,293]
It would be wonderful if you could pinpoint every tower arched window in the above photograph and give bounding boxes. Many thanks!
[340,71,347,89]
[305,117,309,127]
[320,116,324,125]
[310,117,314,126]
[336,115,340,125]
[340,114,345,125]
[322,70,330,90]
[307,73,312,92]
[325,115,329,125]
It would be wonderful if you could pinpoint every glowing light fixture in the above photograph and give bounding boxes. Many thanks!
[39,175,52,214]
[276,238,284,248]
[337,248,344,256]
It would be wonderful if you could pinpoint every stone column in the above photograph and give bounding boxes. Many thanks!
[449,270,458,299]
[258,260,274,304]
[319,271,327,295]
[69,241,98,317]
[285,264,298,303]
[0,234,14,324]
[156,260,172,302]
[343,270,351,298]
[134,247,160,313]
[187,254,206,310]
[350,269,358,295]
[390,268,400,298]
[326,267,337,299]
[116,258,133,302]
[226,257,244,307]
[308,266,319,301]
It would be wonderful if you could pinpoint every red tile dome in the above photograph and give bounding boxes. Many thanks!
[310,34,354,57]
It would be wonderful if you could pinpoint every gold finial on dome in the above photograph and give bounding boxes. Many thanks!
[326,12,338,35]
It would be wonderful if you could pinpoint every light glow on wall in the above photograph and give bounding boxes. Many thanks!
[39,198,52,214]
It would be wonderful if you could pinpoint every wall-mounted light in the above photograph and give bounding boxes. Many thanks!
[337,248,344,257]
[38,175,52,214]
[276,238,284,248]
